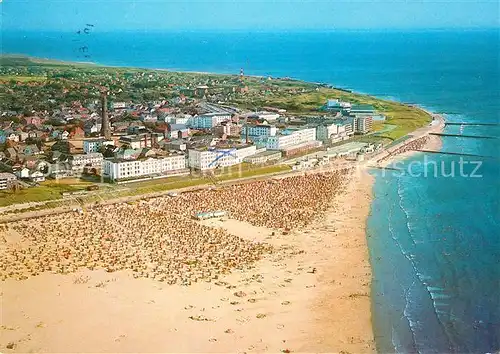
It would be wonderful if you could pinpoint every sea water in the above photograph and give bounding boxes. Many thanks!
[3,29,499,353]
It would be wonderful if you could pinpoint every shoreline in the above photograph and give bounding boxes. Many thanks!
[305,167,375,352]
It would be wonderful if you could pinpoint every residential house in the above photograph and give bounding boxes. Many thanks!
[27,130,48,141]
[19,144,42,156]
[84,119,102,136]
[127,122,146,134]
[69,127,85,139]
[140,113,158,123]
[113,102,128,110]
[16,168,45,182]
[51,141,79,154]
[29,171,46,183]
[59,130,70,140]
[17,131,29,142]
[5,147,18,160]
[111,121,130,135]
[5,131,20,143]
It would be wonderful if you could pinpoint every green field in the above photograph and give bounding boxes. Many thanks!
[0,75,48,82]
[247,87,432,141]
[0,165,291,210]
[0,182,87,207]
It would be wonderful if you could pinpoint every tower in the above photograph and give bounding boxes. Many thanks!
[245,117,249,144]
[100,89,111,139]
[240,68,244,82]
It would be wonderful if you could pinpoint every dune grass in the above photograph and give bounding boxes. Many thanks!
[256,87,432,141]
[0,183,85,207]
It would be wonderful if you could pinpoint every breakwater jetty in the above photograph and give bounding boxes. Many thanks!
[444,122,500,127]
[416,149,499,160]
[430,133,499,140]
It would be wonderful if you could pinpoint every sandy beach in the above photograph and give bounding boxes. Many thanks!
[378,133,443,167]
[1,167,375,353]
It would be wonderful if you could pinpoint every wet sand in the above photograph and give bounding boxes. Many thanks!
[0,168,375,353]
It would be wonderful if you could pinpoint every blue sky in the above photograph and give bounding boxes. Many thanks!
[1,0,499,31]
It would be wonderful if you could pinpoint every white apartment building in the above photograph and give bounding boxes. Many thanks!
[189,113,231,129]
[188,145,257,170]
[316,123,339,142]
[0,172,16,190]
[265,127,316,150]
[113,102,127,109]
[83,138,114,154]
[102,154,187,181]
[167,115,192,125]
[70,153,104,175]
[316,123,350,142]
[241,124,277,139]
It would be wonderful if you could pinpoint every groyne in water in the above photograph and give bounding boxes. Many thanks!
[416,149,499,160]
[444,122,500,127]
[430,133,499,140]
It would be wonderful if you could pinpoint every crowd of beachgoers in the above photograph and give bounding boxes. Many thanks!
[379,135,431,162]
[0,168,352,283]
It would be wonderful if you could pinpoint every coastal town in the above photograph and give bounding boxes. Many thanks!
[0,57,393,195]
[2,0,496,349]
[1,56,440,353]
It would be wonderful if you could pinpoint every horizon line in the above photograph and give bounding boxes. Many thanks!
[2,27,499,34]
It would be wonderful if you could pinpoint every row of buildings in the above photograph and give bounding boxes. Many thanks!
[1,97,380,185]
